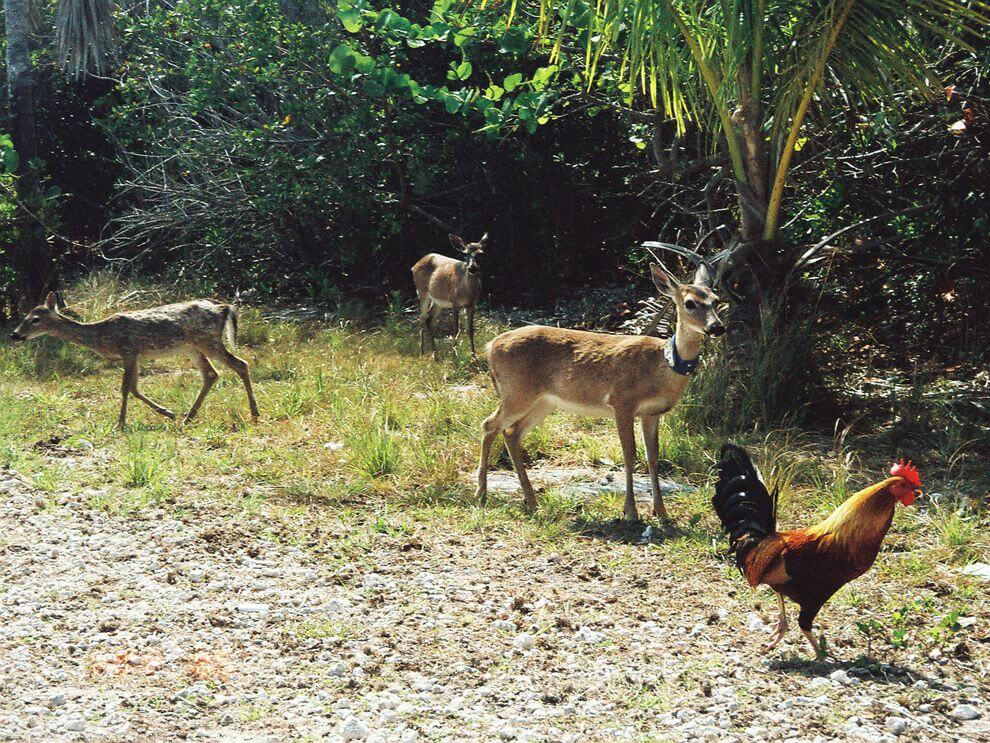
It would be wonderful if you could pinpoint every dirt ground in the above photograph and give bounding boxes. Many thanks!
[0,463,987,743]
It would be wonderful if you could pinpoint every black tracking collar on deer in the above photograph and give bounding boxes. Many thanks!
[665,336,698,376]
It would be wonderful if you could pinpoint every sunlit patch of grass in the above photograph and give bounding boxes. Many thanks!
[348,418,402,479]
[928,501,980,563]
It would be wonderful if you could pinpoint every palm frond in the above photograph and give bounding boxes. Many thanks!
[55,0,118,79]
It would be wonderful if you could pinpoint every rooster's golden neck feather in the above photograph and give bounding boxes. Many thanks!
[805,477,901,546]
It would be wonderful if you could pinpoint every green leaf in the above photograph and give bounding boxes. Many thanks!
[338,7,362,32]
[503,73,523,92]
[2,148,19,173]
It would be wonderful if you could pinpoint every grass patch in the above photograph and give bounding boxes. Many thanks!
[0,273,986,595]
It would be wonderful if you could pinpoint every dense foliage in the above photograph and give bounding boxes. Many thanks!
[1,0,988,411]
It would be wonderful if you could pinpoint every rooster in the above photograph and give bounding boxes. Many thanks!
[712,443,922,657]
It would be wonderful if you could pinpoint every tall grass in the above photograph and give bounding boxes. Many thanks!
[684,311,825,432]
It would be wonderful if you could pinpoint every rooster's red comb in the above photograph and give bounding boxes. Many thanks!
[890,458,921,488]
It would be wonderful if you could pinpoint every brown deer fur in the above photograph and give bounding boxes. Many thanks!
[411,233,485,357]
[476,264,724,521]
[11,293,259,428]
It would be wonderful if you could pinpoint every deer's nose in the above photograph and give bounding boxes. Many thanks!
[706,322,726,337]
[10,331,24,341]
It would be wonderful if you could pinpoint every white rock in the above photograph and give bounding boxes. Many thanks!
[951,704,981,721]
[885,717,909,736]
[746,614,767,632]
[514,633,537,651]
[574,626,604,644]
[340,715,369,740]
[492,619,516,631]
[400,731,419,743]
[65,718,86,732]
[236,602,270,615]
[829,670,852,685]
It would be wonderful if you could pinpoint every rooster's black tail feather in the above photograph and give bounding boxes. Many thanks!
[712,443,777,567]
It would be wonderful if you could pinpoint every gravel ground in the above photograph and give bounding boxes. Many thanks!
[1,468,987,743]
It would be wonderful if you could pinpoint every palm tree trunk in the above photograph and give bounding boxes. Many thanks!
[4,0,50,310]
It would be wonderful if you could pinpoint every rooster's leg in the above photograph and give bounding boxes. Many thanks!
[764,593,788,649]
[802,628,824,658]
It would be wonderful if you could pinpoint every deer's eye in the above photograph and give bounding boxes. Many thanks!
[684,300,697,310]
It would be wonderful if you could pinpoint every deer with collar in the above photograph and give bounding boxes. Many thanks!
[476,263,724,521]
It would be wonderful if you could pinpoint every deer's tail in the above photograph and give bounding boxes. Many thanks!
[223,305,238,351]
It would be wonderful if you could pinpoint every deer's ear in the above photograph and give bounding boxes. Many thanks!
[45,292,59,311]
[449,234,466,251]
[479,233,489,248]
[693,262,713,288]
[650,264,680,299]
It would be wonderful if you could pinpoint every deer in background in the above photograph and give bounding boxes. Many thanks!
[11,293,260,428]
[476,263,724,522]
[411,233,486,358]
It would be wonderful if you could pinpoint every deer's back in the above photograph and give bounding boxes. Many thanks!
[102,300,229,357]
[488,325,683,414]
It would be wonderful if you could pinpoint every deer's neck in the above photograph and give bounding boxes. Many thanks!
[51,316,115,353]
[673,323,704,362]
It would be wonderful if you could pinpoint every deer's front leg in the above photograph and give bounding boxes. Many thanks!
[614,407,640,521]
[118,363,134,429]
[452,308,460,339]
[466,305,477,358]
[128,361,177,421]
[641,414,670,521]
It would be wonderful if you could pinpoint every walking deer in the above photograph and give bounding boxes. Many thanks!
[411,233,486,357]
[11,293,260,428]
[476,264,724,522]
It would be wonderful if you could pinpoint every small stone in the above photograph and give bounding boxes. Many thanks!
[236,602,270,615]
[492,619,516,632]
[513,633,537,651]
[400,732,419,743]
[65,718,86,732]
[747,614,767,632]
[48,693,68,707]
[885,717,909,736]
[188,569,205,583]
[340,715,369,740]
[951,704,980,721]
[829,670,851,685]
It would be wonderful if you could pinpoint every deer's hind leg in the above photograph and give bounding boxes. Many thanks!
[184,351,219,422]
[210,344,260,420]
[127,359,177,423]
[418,296,437,357]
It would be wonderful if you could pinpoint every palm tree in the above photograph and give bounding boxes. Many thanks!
[3,0,115,308]
[513,0,987,279]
